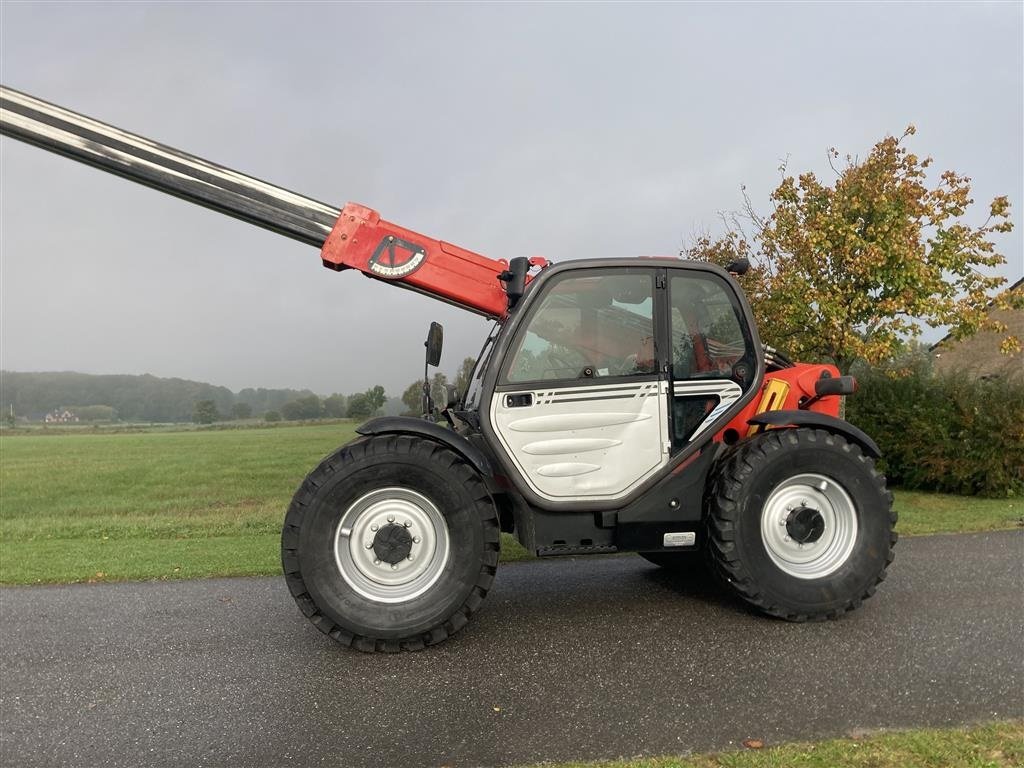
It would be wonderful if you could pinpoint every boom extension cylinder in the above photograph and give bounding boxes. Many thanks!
[1,85,537,317]
[0,86,339,247]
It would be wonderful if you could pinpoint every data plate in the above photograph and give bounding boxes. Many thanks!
[663,532,696,547]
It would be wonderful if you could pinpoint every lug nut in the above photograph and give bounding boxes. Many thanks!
[387,515,395,523]
[391,564,398,570]
[373,558,380,565]
[404,521,412,527]
[407,554,414,561]
[413,536,421,544]
[371,524,378,532]
[365,542,374,549]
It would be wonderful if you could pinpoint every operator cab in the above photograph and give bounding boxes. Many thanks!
[482,260,761,507]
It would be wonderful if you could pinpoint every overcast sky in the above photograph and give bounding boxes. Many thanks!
[2,2,1021,396]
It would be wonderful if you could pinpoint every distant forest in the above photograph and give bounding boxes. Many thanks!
[1,371,320,423]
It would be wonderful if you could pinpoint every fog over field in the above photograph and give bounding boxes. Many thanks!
[2,3,1021,395]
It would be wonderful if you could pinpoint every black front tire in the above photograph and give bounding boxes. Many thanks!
[706,428,896,621]
[281,434,500,652]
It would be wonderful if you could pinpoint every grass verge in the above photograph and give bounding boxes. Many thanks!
[0,424,1018,584]
[892,490,1022,535]
[522,721,1024,768]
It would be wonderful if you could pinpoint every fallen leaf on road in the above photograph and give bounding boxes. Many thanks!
[742,739,764,749]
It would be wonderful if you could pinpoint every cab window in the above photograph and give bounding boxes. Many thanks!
[669,272,755,444]
[505,271,655,383]
[670,274,751,381]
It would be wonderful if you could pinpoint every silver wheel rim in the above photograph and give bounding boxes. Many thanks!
[760,473,858,580]
[334,487,450,603]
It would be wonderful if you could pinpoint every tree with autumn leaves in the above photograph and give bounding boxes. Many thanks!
[687,127,1021,373]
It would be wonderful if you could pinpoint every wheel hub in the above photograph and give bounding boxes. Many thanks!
[372,523,414,565]
[759,473,859,580]
[333,487,451,604]
[785,506,825,544]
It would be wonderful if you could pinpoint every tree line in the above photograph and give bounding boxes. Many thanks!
[192,385,389,424]
[1,362,485,426]
[1,371,340,424]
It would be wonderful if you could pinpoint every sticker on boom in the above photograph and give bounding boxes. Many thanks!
[368,235,427,278]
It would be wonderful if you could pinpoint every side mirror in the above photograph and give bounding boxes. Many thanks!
[425,322,443,368]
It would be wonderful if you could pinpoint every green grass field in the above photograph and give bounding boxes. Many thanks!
[0,422,1019,584]
[528,721,1024,768]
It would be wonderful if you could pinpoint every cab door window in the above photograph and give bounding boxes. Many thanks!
[669,272,755,443]
[505,271,656,384]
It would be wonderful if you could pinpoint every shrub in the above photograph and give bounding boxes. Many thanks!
[192,400,219,425]
[264,410,282,422]
[846,369,1024,497]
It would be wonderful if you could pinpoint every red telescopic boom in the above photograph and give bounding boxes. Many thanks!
[0,85,545,318]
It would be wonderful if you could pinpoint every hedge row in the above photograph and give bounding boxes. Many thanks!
[845,370,1024,497]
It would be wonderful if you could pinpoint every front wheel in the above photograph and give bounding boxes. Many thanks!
[282,435,500,652]
[706,428,896,621]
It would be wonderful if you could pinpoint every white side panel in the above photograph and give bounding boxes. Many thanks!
[490,381,667,502]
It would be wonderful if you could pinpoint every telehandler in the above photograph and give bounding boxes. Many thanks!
[1,86,895,652]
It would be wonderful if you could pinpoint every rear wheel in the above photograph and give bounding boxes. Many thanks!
[282,435,499,652]
[706,428,896,621]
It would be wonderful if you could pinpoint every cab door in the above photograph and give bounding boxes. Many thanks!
[665,268,759,450]
[489,268,668,503]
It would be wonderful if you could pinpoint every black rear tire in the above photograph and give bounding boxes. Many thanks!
[281,434,500,652]
[706,428,896,621]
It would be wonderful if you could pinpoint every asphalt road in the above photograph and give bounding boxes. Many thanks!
[1,530,1022,768]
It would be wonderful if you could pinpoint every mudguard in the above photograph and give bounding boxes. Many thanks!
[747,410,882,458]
[355,417,493,476]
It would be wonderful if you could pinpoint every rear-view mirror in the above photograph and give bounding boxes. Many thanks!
[425,322,443,368]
